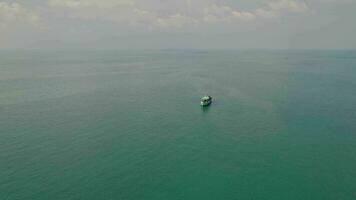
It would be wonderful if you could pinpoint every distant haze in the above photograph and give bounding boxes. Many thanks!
[1,0,355,49]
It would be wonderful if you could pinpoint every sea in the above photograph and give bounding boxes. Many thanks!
[1,50,356,200]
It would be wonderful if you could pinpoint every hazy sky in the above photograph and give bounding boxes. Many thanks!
[0,0,355,49]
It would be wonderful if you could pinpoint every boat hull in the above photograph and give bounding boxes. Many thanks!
[201,101,212,106]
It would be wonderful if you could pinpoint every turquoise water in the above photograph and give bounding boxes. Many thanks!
[1,50,356,199]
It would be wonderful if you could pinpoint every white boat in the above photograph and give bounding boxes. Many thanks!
[200,95,212,106]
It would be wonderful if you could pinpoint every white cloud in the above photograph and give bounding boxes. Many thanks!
[268,0,308,13]
[48,0,135,9]
[47,0,309,28]
[316,0,353,3]
[0,2,40,30]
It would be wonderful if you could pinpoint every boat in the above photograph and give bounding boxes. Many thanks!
[200,95,212,106]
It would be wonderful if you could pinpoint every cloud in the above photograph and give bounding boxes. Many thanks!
[0,2,40,30]
[268,0,308,12]
[47,0,308,28]
[316,0,353,3]
[48,0,135,9]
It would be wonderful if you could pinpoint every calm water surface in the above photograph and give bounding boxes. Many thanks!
[1,50,356,199]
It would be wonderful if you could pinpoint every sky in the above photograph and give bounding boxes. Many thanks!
[0,0,355,49]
